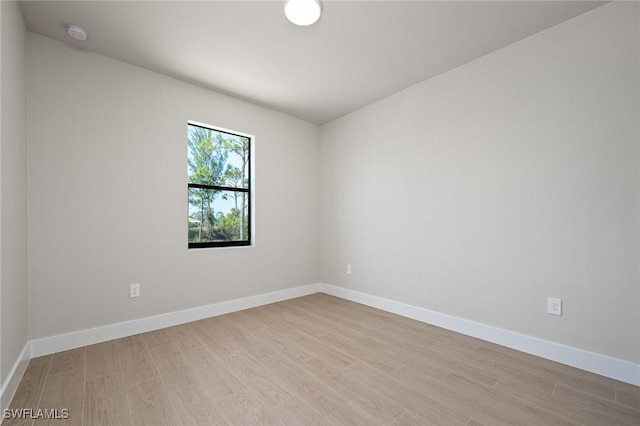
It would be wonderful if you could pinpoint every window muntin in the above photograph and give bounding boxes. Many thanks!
[188,123,251,248]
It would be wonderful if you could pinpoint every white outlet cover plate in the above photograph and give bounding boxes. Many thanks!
[130,283,140,298]
[547,297,562,316]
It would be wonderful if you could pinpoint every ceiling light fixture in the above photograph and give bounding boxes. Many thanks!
[66,24,88,41]
[284,0,322,26]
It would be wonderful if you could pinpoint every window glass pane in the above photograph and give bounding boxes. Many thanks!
[188,187,249,243]
[188,125,249,189]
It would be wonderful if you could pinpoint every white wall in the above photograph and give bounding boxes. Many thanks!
[27,33,321,339]
[1,0,28,391]
[320,2,640,364]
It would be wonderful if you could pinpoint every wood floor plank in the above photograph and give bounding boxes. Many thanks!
[474,341,520,358]
[191,314,256,357]
[283,313,341,339]
[142,329,173,348]
[442,372,579,425]
[359,312,437,345]
[83,373,131,426]
[207,315,254,347]
[269,396,328,426]
[495,375,629,426]
[48,347,86,376]
[186,319,236,357]
[317,333,400,374]
[345,361,469,425]
[251,327,317,365]
[391,339,499,386]
[317,301,435,346]
[182,347,248,403]
[249,305,297,334]
[516,351,617,401]
[493,374,555,399]
[259,352,345,417]
[359,336,450,382]
[616,387,640,410]
[425,324,491,350]
[553,383,640,425]
[85,341,120,382]
[352,319,407,346]
[302,356,405,424]
[431,342,554,391]
[301,312,365,342]
[405,325,480,352]
[166,323,204,353]
[216,392,283,426]
[149,342,197,394]
[391,365,523,426]
[125,377,181,426]
[220,349,292,408]
[299,295,373,323]
[28,355,53,369]
[114,334,145,346]
[302,304,391,342]
[172,383,227,425]
[352,304,432,335]
[325,402,386,426]
[235,332,280,361]
[0,415,32,426]
[286,329,358,369]
[471,346,553,381]
[116,341,157,388]
[391,410,434,426]
[293,301,386,343]
[225,309,269,333]
[37,368,84,426]
[6,357,51,411]
[271,299,317,318]
[614,379,640,396]
[265,305,330,338]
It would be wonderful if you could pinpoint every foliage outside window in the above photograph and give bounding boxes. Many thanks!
[188,122,251,248]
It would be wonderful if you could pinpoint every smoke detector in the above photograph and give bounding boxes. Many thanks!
[66,24,88,41]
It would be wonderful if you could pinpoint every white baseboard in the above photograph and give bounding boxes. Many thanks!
[30,283,321,357]
[320,283,640,386]
[15,281,640,392]
[0,342,31,418]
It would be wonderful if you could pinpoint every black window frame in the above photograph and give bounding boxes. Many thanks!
[187,122,252,249]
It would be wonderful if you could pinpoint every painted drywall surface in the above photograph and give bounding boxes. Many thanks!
[27,33,321,339]
[1,0,28,383]
[320,2,640,363]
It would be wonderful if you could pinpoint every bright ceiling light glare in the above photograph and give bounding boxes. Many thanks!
[285,0,322,26]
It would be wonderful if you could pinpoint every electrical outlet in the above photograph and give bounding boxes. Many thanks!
[130,283,140,298]
[346,264,352,275]
[547,297,562,316]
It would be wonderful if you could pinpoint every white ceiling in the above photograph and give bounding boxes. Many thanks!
[19,1,605,124]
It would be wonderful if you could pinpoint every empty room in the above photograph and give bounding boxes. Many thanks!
[1,0,639,424]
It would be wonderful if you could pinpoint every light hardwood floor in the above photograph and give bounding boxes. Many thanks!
[5,293,640,425]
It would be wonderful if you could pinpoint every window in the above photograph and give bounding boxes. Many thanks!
[187,122,252,248]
